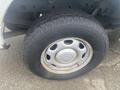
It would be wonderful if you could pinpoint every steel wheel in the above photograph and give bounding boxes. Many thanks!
[41,37,93,74]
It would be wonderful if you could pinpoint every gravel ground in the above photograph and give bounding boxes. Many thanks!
[0,30,120,90]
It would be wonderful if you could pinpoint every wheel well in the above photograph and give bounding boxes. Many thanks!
[3,0,118,30]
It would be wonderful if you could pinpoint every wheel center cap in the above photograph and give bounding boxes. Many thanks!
[56,49,77,63]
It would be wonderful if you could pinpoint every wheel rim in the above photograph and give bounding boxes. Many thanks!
[41,37,93,74]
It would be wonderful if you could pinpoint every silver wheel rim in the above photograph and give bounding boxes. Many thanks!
[41,37,93,74]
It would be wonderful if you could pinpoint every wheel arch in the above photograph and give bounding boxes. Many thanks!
[3,0,120,30]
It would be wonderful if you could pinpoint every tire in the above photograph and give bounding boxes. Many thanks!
[23,12,109,80]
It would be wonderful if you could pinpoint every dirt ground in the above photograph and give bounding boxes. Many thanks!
[0,30,120,90]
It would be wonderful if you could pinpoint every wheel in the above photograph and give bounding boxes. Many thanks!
[23,12,109,80]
